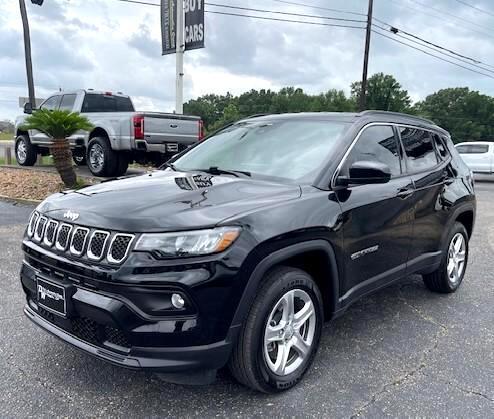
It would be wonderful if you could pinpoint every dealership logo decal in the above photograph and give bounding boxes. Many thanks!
[38,284,63,301]
[63,210,79,221]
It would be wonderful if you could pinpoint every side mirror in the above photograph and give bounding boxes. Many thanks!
[23,102,33,114]
[337,161,391,186]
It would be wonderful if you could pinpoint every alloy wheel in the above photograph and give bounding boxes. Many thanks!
[17,139,27,163]
[89,143,104,171]
[447,232,466,285]
[263,289,316,376]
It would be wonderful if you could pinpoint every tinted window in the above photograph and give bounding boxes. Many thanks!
[59,94,77,111]
[434,135,449,160]
[343,125,401,177]
[456,144,489,154]
[174,120,349,182]
[81,94,134,113]
[40,95,61,110]
[400,127,438,172]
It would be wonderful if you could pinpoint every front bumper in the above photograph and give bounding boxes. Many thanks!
[24,304,233,371]
[19,241,245,373]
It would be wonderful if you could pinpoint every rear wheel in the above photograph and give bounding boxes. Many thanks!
[86,137,118,177]
[423,222,469,293]
[15,135,37,166]
[229,266,323,393]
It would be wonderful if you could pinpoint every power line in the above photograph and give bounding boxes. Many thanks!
[207,3,366,23]
[373,18,494,71]
[372,28,494,80]
[383,0,494,40]
[206,10,365,29]
[268,0,366,17]
[407,0,494,34]
[114,0,366,29]
[453,0,494,18]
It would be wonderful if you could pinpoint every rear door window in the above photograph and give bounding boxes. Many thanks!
[342,125,401,177]
[399,127,438,172]
[81,94,134,113]
[59,94,77,111]
[40,95,61,110]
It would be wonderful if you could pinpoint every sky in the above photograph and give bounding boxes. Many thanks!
[1,0,494,122]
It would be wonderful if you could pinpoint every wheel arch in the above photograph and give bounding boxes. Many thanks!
[440,203,475,249]
[89,127,110,141]
[230,239,340,333]
[15,129,29,139]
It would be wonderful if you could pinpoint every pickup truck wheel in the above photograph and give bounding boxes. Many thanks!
[15,135,37,166]
[72,151,86,166]
[228,266,323,393]
[87,137,118,177]
[423,222,469,293]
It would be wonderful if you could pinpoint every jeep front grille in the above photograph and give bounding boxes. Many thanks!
[26,215,134,265]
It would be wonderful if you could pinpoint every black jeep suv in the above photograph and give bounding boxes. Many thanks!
[20,111,475,392]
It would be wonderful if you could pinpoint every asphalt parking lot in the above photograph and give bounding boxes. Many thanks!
[0,182,493,418]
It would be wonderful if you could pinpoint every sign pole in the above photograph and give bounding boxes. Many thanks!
[19,0,36,109]
[175,0,184,114]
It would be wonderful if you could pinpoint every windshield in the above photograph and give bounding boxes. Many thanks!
[173,119,349,183]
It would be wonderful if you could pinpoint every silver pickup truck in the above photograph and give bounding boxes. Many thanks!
[14,90,203,177]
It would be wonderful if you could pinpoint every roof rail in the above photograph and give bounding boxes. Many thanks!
[358,110,436,126]
[243,113,269,119]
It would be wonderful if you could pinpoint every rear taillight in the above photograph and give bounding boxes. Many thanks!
[133,115,144,140]
[198,120,205,141]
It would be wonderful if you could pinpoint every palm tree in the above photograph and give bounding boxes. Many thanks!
[22,109,93,188]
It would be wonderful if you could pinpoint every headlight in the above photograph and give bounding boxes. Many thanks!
[134,227,241,257]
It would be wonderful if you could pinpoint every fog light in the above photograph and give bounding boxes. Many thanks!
[171,293,185,309]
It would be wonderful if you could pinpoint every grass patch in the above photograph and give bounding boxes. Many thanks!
[0,132,13,141]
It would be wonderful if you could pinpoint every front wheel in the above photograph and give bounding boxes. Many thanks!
[15,135,37,166]
[423,222,469,293]
[228,267,323,393]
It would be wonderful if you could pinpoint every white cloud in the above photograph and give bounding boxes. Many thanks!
[1,0,494,122]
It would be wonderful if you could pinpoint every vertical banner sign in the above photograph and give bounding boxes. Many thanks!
[161,0,176,55]
[184,0,204,51]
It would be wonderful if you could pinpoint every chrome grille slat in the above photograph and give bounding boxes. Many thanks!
[55,223,73,251]
[27,211,39,238]
[43,220,59,247]
[107,234,135,264]
[70,227,90,256]
[87,230,110,261]
[34,216,47,242]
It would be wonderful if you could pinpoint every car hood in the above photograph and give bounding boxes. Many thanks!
[38,170,301,232]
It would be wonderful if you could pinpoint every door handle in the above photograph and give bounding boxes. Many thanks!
[397,187,413,199]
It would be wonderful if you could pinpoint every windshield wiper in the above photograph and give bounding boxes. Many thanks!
[162,162,178,171]
[199,166,251,177]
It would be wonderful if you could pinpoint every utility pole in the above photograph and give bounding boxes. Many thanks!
[359,0,374,112]
[19,0,36,109]
[175,0,184,114]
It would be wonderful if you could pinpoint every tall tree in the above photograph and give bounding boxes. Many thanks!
[414,87,494,143]
[351,73,411,112]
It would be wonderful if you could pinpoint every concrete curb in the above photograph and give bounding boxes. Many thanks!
[0,195,41,206]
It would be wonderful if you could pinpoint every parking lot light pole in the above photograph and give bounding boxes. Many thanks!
[175,0,184,114]
[359,0,374,112]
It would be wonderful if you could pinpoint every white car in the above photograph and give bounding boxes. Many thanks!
[455,141,494,174]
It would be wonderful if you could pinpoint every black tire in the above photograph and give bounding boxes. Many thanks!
[228,266,323,393]
[423,222,469,293]
[15,135,37,166]
[72,150,87,166]
[115,153,129,176]
[86,137,118,177]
